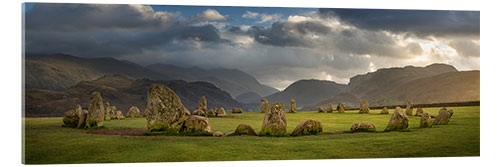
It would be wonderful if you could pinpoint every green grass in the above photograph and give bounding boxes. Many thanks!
[23,106,479,164]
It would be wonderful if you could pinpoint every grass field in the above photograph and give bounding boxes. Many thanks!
[23,106,480,164]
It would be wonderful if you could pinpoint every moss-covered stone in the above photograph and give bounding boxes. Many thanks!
[62,104,82,128]
[126,106,141,118]
[291,119,323,136]
[318,106,325,113]
[192,109,206,117]
[196,96,207,113]
[384,107,409,132]
[359,100,370,114]
[207,108,217,117]
[145,83,190,132]
[232,108,243,114]
[86,91,105,128]
[261,98,269,113]
[337,102,345,113]
[405,100,413,116]
[433,107,454,125]
[351,122,376,132]
[289,99,296,113]
[234,123,257,136]
[380,107,389,114]
[420,112,432,128]
[260,102,287,136]
[326,103,334,113]
[104,102,111,121]
[181,115,211,133]
[217,107,226,117]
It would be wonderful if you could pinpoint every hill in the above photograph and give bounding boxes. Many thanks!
[25,74,242,117]
[235,92,262,104]
[265,79,347,108]
[25,53,171,90]
[147,64,279,98]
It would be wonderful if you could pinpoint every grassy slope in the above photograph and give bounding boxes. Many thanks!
[23,106,479,164]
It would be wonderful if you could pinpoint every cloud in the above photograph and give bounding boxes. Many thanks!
[448,40,480,57]
[319,8,480,38]
[191,9,230,21]
[26,3,176,32]
[242,11,282,23]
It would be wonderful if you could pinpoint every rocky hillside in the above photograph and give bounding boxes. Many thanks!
[25,74,243,117]
[25,53,171,90]
[147,64,279,98]
[265,79,347,108]
[235,91,262,104]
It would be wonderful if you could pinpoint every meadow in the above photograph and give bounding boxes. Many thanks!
[23,106,479,164]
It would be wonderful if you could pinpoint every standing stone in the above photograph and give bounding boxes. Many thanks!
[337,102,345,113]
[144,83,191,132]
[380,107,389,114]
[261,98,269,113]
[217,107,226,117]
[326,103,334,113]
[234,123,257,136]
[420,112,432,128]
[110,106,118,119]
[192,109,206,117]
[104,102,111,120]
[384,107,409,132]
[232,108,243,114]
[86,91,105,128]
[197,96,207,113]
[318,106,325,113]
[289,99,296,113]
[260,102,287,136]
[291,119,323,136]
[126,106,141,118]
[63,104,82,128]
[359,100,370,114]
[207,108,217,117]
[415,108,424,117]
[116,110,124,119]
[351,122,376,132]
[77,110,88,128]
[433,107,454,125]
[181,115,211,133]
[405,101,413,116]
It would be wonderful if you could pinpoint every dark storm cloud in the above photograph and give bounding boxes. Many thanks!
[26,3,176,31]
[25,3,231,58]
[247,20,331,47]
[319,8,480,37]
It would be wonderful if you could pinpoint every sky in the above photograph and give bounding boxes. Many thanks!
[23,3,480,90]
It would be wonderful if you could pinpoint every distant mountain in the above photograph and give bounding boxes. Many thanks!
[235,91,262,104]
[265,79,347,108]
[25,53,171,90]
[345,63,458,99]
[312,64,478,108]
[25,74,243,117]
[147,64,279,98]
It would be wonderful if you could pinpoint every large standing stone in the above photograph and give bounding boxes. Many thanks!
[261,98,269,113]
[110,106,118,119]
[384,107,409,132]
[86,91,105,128]
[63,104,82,128]
[415,108,424,117]
[326,103,334,113]
[380,107,389,114]
[420,112,432,128]
[207,108,217,117]
[433,107,454,125]
[197,96,207,113]
[359,100,370,114]
[192,109,206,117]
[260,102,287,136]
[126,106,141,118]
[232,108,243,114]
[144,83,191,132]
[234,123,257,136]
[181,115,211,133]
[337,102,345,113]
[291,119,323,136]
[289,99,296,113]
[104,102,111,121]
[318,106,325,113]
[217,107,226,117]
[351,122,376,132]
[77,110,88,128]
[405,101,413,116]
